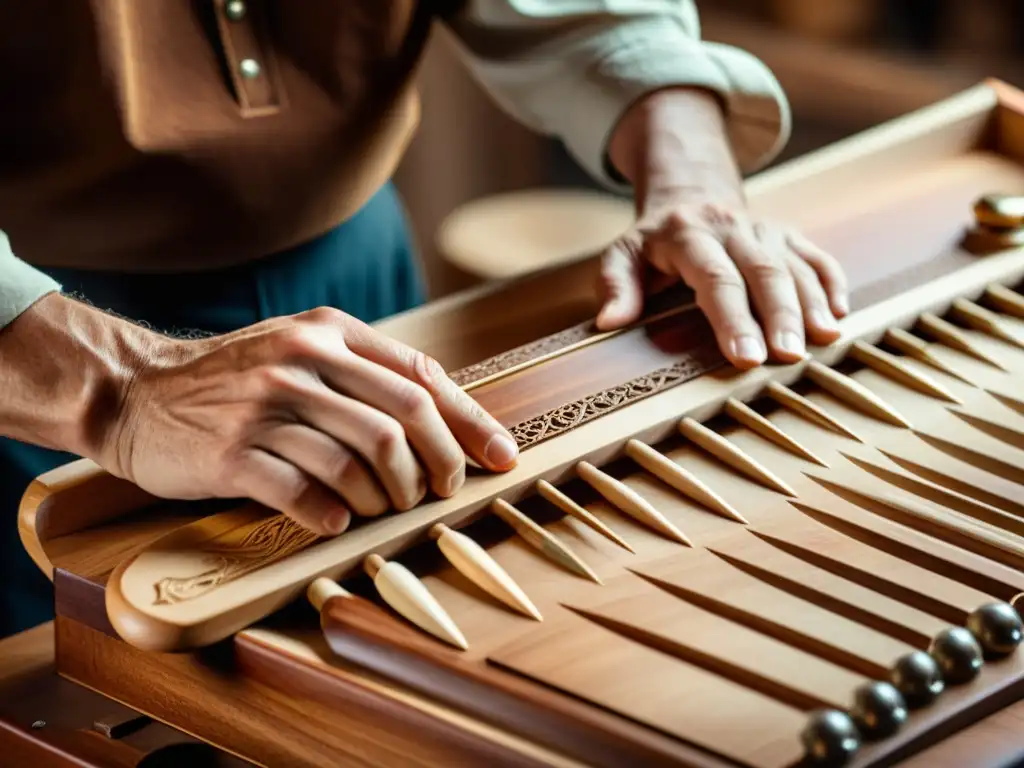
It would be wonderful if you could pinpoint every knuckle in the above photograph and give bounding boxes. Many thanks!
[787,254,818,283]
[281,474,316,509]
[410,351,446,390]
[370,418,407,465]
[270,324,318,359]
[394,381,434,422]
[326,446,357,484]
[697,262,744,290]
[744,259,790,285]
[398,480,427,511]
[251,364,299,402]
[437,450,465,485]
[301,305,346,325]
[698,202,739,229]
[663,210,692,233]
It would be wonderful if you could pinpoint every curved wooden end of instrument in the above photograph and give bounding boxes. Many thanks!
[105,552,193,653]
[104,544,308,654]
[18,458,158,581]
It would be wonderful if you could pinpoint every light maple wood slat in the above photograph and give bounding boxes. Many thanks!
[487,610,807,768]
[632,549,917,676]
[837,450,1024,538]
[744,502,1001,625]
[947,408,1024,452]
[912,428,1024,486]
[562,577,869,712]
[705,532,949,646]
[876,444,1024,520]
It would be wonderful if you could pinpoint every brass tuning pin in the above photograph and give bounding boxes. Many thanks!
[963,194,1024,254]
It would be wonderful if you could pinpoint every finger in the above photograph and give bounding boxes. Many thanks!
[252,423,390,517]
[338,322,518,472]
[654,229,766,369]
[232,449,352,536]
[727,227,806,363]
[321,351,466,499]
[787,253,841,346]
[787,231,849,316]
[283,381,427,512]
[594,235,645,331]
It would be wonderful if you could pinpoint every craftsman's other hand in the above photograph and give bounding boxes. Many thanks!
[104,308,518,536]
[595,202,847,368]
[597,86,848,369]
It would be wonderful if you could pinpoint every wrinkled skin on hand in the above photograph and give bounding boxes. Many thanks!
[595,198,848,368]
[108,307,519,536]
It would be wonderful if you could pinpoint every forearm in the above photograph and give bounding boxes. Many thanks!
[0,292,157,459]
[608,87,745,215]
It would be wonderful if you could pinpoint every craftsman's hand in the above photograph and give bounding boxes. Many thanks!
[598,87,848,369]
[105,308,518,535]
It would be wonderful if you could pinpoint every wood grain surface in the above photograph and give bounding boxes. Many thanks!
[17,80,1024,768]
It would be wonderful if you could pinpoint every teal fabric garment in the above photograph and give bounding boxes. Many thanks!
[0,182,424,639]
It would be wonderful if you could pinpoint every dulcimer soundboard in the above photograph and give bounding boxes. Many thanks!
[17,79,1024,768]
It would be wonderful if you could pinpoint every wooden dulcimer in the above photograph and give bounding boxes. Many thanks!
[16,79,1024,768]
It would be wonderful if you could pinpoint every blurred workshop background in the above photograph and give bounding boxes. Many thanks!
[398,0,1023,301]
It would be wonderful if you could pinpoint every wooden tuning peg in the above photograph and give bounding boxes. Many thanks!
[429,524,543,621]
[363,554,469,650]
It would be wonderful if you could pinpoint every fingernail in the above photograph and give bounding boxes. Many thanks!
[484,433,518,468]
[834,295,849,315]
[775,331,804,357]
[325,510,349,535]
[811,309,838,331]
[731,335,765,363]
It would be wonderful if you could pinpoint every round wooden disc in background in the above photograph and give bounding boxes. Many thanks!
[436,188,635,280]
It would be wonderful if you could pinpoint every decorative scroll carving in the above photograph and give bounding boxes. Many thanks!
[508,344,725,449]
[448,319,596,388]
[153,514,320,605]
[448,286,700,388]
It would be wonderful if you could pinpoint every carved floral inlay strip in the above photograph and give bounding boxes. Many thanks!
[448,319,597,388]
[153,513,320,605]
[508,344,725,449]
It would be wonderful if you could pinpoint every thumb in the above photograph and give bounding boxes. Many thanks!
[595,233,645,331]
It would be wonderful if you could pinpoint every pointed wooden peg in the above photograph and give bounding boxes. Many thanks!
[984,284,1024,319]
[577,458,697,542]
[428,524,542,621]
[490,499,602,584]
[916,313,1008,371]
[949,298,1024,350]
[534,479,635,553]
[621,441,747,526]
[723,398,829,467]
[764,381,863,442]
[882,328,979,387]
[676,416,797,496]
[847,340,962,404]
[362,554,469,649]
[804,360,913,428]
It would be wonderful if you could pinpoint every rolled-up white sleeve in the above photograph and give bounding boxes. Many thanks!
[0,231,61,330]
[442,0,791,191]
